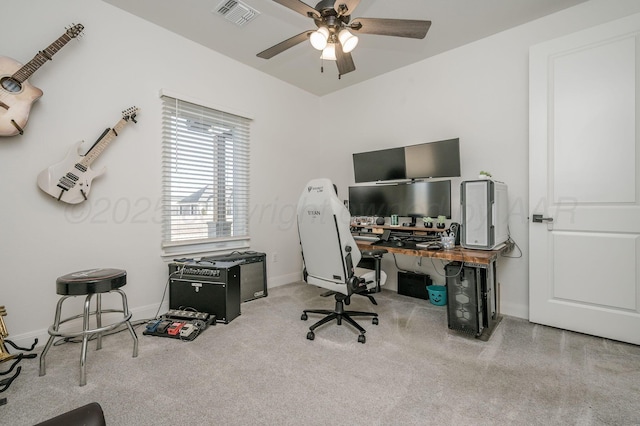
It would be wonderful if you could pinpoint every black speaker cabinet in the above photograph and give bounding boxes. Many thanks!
[398,271,432,300]
[202,252,267,302]
[169,262,241,324]
[446,262,484,336]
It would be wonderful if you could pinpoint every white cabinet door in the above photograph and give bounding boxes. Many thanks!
[529,13,640,345]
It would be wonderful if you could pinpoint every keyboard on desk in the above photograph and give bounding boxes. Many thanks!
[353,234,379,242]
[373,240,417,249]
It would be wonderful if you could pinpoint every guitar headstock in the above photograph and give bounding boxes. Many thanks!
[66,23,84,39]
[122,106,139,123]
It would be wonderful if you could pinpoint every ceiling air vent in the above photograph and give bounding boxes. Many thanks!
[214,0,260,27]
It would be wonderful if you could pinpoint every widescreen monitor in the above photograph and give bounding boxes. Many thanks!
[348,180,451,219]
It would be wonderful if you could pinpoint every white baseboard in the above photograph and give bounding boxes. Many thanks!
[267,271,302,288]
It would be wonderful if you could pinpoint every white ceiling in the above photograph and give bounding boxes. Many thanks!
[103,0,588,96]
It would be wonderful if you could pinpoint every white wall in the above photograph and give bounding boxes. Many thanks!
[320,0,640,318]
[0,0,320,345]
[4,0,640,345]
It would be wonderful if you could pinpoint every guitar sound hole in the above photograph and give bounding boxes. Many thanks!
[1,77,22,93]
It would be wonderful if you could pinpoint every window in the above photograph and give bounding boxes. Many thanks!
[161,92,251,256]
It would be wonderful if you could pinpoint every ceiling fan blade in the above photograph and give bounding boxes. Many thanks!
[334,0,360,17]
[335,42,356,77]
[350,18,431,39]
[257,30,314,59]
[273,0,320,19]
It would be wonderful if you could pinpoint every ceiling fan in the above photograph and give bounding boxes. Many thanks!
[257,0,431,77]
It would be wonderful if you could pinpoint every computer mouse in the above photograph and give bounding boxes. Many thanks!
[395,241,405,247]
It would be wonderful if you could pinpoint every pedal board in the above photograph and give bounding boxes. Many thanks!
[142,310,215,341]
[166,309,211,321]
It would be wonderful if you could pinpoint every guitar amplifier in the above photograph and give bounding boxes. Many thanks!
[201,251,267,302]
[169,262,241,324]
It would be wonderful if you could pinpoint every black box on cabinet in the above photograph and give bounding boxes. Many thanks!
[169,262,241,324]
[201,252,267,302]
[398,271,432,300]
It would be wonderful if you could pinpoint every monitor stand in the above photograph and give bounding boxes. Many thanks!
[405,216,418,227]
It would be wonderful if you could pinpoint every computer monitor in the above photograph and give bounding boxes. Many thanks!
[402,180,452,220]
[348,184,397,217]
[348,180,451,220]
[404,138,461,179]
[352,147,406,183]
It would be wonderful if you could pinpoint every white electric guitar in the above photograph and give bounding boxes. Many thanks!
[37,107,139,204]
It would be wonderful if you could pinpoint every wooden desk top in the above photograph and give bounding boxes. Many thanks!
[356,241,500,265]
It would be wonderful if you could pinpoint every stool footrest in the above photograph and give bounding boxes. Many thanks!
[47,310,133,339]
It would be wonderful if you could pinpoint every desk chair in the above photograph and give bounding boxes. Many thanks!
[297,178,387,343]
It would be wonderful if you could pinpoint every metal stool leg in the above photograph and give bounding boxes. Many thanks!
[38,335,55,377]
[80,294,93,386]
[39,296,69,377]
[96,293,102,350]
[116,289,138,358]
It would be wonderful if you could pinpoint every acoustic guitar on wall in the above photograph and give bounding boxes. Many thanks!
[0,23,84,137]
[37,107,139,204]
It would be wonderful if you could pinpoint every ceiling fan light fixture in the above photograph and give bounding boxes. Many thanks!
[320,43,337,61]
[310,27,329,50]
[338,29,358,53]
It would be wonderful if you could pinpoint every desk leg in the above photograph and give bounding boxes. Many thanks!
[478,260,502,341]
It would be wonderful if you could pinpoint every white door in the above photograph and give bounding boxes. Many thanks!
[529,13,640,345]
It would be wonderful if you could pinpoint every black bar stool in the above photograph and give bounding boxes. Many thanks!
[39,268,139,386]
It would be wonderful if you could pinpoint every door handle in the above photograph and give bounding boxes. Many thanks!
[532,214,553,223]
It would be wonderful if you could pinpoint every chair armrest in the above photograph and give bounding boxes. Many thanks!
[361,248,388,258]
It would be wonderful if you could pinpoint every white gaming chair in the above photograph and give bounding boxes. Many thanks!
[297,178,387,343]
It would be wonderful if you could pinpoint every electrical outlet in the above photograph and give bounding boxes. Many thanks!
[272,252,278,263]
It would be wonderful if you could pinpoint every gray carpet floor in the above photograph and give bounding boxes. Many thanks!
[2,282,640,426]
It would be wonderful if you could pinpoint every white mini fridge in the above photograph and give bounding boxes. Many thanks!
[460,180,509,250]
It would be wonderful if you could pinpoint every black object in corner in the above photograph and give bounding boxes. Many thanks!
[397,271,432,300]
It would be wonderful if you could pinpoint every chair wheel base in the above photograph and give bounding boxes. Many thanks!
[372,317,379,325]
[307,331,315,340]
[301,313,308,321]
[358,334,366,344]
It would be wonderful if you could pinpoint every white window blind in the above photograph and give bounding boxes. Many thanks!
[161,95,250,256]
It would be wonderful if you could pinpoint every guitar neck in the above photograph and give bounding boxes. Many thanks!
[12,32,76,83]
[80,119,130,168]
